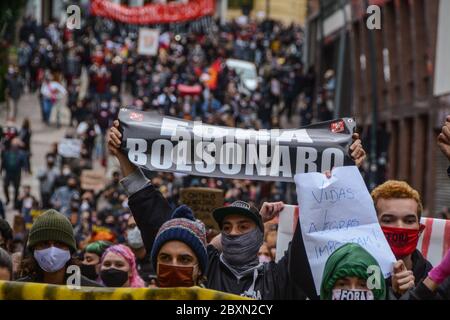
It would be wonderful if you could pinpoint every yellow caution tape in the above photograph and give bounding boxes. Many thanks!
[0,280,248,300]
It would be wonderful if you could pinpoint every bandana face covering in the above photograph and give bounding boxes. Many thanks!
[381,224,425,259]
[157,263,196,288]
[221,228,263,268]
[332,289,374,300]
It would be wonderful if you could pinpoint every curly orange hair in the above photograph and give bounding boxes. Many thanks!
[370,180,423,219]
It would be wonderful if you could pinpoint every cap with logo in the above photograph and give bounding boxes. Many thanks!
[213,200,263,231]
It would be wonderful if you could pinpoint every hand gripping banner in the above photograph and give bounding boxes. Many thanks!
[118,108,356,182]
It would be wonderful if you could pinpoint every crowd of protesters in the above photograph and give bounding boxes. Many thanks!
[0,12,449,301]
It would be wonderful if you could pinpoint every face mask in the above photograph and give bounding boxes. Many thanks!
[381,224,425,259]
[127,227,144,249]
[100,268,129,287]
[80,201,90,212]
[221,228,263,268]
[258,255,271,264]
[63,168,71,176]
[33,246,71,273]
[332,289,374,300]
[81,263,98,280]
[157,263,196,288]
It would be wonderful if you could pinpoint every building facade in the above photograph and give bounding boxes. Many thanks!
[306,0,450,216]
[225,0,307,25]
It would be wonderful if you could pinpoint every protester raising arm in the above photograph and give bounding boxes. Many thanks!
[209,201,285,251]
[107,120,172,254]
[350,133,366,167]
[108,120,138,178]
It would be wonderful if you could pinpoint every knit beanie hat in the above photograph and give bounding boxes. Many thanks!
[151,205,208,274]
[28,209,77,253]
[320,243,386,300]
[85,240,113,257]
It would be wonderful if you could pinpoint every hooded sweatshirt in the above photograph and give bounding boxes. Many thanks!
[320,243,386,300]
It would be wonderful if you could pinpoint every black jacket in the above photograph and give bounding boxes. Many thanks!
[387,249,434,299]
[400,277,450,300]
[128,184,309,300]
[410,249,434,282]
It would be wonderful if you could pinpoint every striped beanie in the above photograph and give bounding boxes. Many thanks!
[151,205,207,274]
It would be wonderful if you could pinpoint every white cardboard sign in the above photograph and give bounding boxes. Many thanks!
[294,166,396,294]
[137,28,160,56]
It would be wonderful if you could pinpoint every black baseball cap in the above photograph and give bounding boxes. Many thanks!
[213,200,264,231]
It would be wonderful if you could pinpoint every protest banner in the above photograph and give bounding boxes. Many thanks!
[81,170,107,192]
[0,280,246,300]
[119,108,356,182]
[58,138,82,158]
[275,205,299,261]
[418,217,450,266]
[137,28,160,56]
[276,210,450,267]
[180,187,224,230]
[294,166,396,295]
[90,0,215,25]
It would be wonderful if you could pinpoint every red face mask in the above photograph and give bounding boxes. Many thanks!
[157,263,196,288]
[381,224,425,259]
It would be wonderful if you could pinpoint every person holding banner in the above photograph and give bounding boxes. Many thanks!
[107,119,367,298]
[371,181,432,298]
[320,243,386,300]
[108,121,302,298]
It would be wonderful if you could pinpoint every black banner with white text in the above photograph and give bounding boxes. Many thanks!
[118,109,356,182]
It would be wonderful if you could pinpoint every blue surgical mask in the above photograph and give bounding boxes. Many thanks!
[34,246,71,273]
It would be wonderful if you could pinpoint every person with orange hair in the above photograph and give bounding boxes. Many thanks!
[371,180,432,298]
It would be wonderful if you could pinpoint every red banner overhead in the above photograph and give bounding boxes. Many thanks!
[91,0,215,24]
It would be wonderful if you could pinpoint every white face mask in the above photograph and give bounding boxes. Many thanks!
[331,289,374,300]
[127,227,144,249]
[34,246,71,273]
[80,200,90,212]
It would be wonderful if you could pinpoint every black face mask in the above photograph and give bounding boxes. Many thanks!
[80,264,98,281]
[100,268,129,287]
